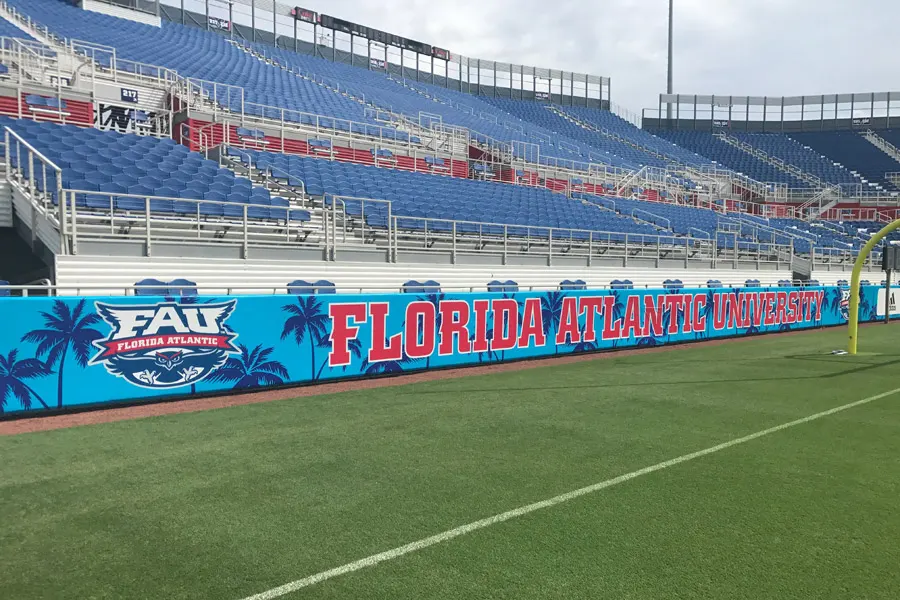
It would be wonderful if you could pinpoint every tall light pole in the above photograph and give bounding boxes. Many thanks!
[666,0,673,121]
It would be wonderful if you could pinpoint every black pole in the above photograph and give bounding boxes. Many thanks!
[886,270,893,325]
[293,18,297,52]
[251,0,255,42]
[229,1,233,39]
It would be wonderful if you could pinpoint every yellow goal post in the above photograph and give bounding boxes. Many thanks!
[848,219,900,354]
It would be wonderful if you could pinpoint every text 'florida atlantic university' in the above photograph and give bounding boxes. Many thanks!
[328,289,825,367]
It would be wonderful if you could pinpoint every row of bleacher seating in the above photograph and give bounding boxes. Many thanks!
[3,117,317,222]
[0,113,874,260]
[242,149,660,239]
[0,277,858,298]
[6,0,731,178]
[108,278,845,298]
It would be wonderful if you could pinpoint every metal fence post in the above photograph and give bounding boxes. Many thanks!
[27,151,34,196]
[144,196,152,256]
[587,232,593,267]
[68,191,78,255]
[451,221,457,264]
[733,232,739,268]
[503,225,508,265]
[548,229,553,266]
[243,204,249,259]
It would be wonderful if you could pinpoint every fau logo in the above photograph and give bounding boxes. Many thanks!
[90,301,239,389]
[840,289,851,321]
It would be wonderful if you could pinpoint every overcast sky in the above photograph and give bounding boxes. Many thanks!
[296,0,899,116]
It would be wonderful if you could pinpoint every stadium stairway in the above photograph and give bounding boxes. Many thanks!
[861,130,900,165]
[731,133,862,189]
[713,132,821,188]
[790,130,900,194]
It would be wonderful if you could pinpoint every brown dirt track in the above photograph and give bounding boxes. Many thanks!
[0,325,860,436]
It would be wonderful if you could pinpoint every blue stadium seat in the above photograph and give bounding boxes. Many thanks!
[287,280,316,295]
[663,279,684,290]
[134,278,168,296]
[314,280,337,294]
[402,280,424,294]
[169,278,198,297]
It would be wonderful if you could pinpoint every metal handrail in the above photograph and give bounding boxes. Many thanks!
[631,208,670,229]
[0,279,839,298]
[689,227,711,240]
[223,147,308,200]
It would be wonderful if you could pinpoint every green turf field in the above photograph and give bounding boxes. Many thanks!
[2,326,900,599]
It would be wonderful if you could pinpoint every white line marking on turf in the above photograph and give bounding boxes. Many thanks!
[239,386,900,600]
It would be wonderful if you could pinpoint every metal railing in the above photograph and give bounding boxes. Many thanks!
[631,208,670,230]
[3,126,65,251]
[0,124,807,274]
[0,0,62,46]
[0,0,889,217]
[0,278,839,298]
[0,8,739,207]
[219,147,309,202]
[326,194,394,259]
[58,190,319,257]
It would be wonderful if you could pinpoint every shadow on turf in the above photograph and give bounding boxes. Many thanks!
[784,354,900,379]
[405,354,900,395]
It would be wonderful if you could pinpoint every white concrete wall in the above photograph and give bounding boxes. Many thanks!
[82,0,161,27]
[56,254,792,295]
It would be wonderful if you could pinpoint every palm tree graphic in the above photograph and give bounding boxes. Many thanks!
[207,344,288,389]
[540,292,565,354]
[696,289,717,340]
[470,328,498,363]
[826,287,845,315]
[609,291,628,348]
[0,350,53,413]
[497,294,525,361]
[857,288,873,322]
[415,292,446,368]
[360,340,421,375]
[21,299,103,409]
[316,337,362,380]
[638,305,671,348]
[281,296,329,381]
[572,325,598,353]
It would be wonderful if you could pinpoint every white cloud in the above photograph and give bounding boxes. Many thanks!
[300,0,900,114]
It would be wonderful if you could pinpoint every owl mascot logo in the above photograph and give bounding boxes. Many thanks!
[90,301,239,389]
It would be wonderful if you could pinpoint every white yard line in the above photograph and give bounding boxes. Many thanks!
[239,386,900,600]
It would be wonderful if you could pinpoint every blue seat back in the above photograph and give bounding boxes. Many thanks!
[169,278,198,297]
[287,279,315,295]
[134,278,168,297]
